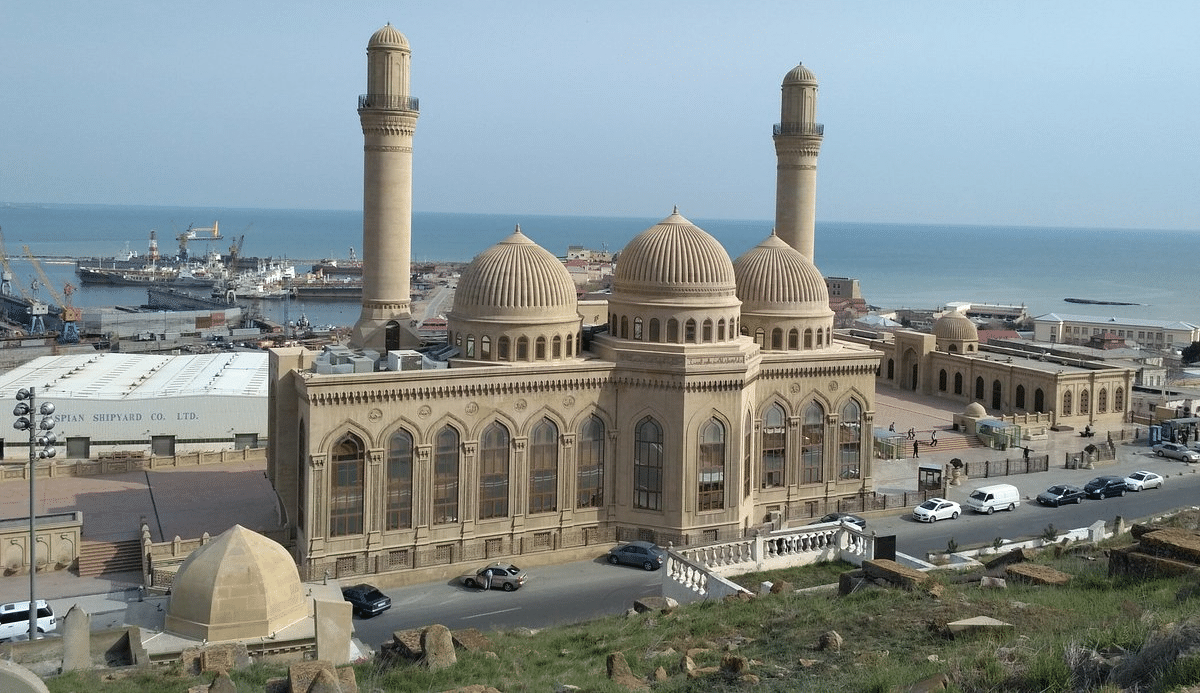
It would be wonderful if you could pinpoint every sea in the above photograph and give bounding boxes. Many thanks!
[1,202,1196,331]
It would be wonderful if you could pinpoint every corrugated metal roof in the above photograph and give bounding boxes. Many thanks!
[1035,313,1199,330]
[0,352,268,401]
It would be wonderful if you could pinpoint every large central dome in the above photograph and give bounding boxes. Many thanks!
[613,208,737,304]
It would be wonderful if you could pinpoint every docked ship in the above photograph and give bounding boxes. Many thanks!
[77,225,228,288]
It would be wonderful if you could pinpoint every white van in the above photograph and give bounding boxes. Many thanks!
[965,483,1021,515]
[0,600,56,641]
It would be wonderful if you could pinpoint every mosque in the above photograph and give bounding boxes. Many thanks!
[266,25,881,583]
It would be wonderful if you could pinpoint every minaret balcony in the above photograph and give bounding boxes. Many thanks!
[359,94,420,111]
[773,122,823,136]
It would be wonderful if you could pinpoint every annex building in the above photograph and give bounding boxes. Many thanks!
[1033,313,1200,352]
[266,26,880,583]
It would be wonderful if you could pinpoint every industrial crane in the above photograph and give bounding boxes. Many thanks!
[0,226,48,334]
[24,245,79,342]
[175,221,222,261]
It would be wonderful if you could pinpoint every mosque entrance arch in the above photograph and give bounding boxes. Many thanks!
[910,363,919,391]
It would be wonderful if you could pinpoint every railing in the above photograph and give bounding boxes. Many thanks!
[358,93,420,111]
[963,454,1050,478]
[773,122,824,136]
[0,447,267,484]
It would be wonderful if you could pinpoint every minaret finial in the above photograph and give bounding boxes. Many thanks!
[514,224,522,234]
[672,205,679,214]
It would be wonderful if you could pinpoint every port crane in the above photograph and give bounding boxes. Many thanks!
[175,221,222,261]
[0,226,48,334]
[24,245,80,343]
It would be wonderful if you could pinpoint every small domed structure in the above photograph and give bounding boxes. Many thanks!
[447,226,581,362]
[607,209,740,344]
[963,401,986,418]
[783,63,817,85]
[933,311,979,353]
[734,232,833,351]
[368,23,409,48]
[165,525,308,641]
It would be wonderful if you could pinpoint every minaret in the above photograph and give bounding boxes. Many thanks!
[351,24,422,351]
[773,63,823,261]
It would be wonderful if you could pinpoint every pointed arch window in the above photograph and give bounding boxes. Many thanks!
[788,329,799,350]
[465,335,476,358]
[385,429,414,530]
[1079,389,1090,414]
[1098,388,1108,413]
[497,336,510,360]
[433,427,460,524]
[1016,385,1026,410]
[685,319,697,343]
[633,317,644,340]
[648,318,660,342]
[755,328,766,349]
[761,404,786,488]
[517,336,529,361]
[667,318,679,343]
[329,434,365,537]
[975,377,985,400]
[529,419,558,514]
[481,335,492,360]
[718,318,726,341]
[698,419,725,511]
[771,328,783,350]
[839,400,862,480]
[802,402,824,484]
[634,416,663,511]
[804,328,813,349]
[954,372,963,395]
[577,415,605,508]
[938,369,947,392]
[702,318,713,342]
[1062,391,1073,416]
[535,336,546,360]
[552,335,562,359]
[1114,388,1124,412]
[479,422,510,520]
[1035,388,1046,412]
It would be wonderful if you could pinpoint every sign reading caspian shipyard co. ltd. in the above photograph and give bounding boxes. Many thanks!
[47,397,265,442]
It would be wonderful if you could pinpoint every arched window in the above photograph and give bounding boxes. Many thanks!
[1016,385,1026,410]
[535,336,546,360]
[498,336,510,360]
[634,417,663,510]
[761,404,786,488]
[755,328,766,348]
[702,318,713,343]
[1062,391,1073,416]
[992,380,1002,410]
[817,329,825,347]
[517,336,529,361]
[1035,388,1046,412]
[698,419,725,511]
[386,429,414,530]
[975,377,985,400]
[433,427,460,524]
[938,369,947,392]
[620,316,629,339]
[954,372,963,395]
[1098,388,1108,413]
[1114,388,1124,412]
[839,400,862,480]
[788,329,799,350]
[887,359,895,380]
[718,318,726,341]
[329,434,364,537]
[1079,389,1090,414]
[685,319,697,343]
[649,318,660,342]
[577,416,605,508]
[804,328,813,349]
[771,328,783,350]
[633,317,643,340]
[552,335,562,359]
[667,318,679,343]
[479,423,510,520]
[481,335,492,360]
[466,335,476,358]
[529,419,558,514]
[566,333,574,356]
[802,402,824,484]
[948,344,959,353]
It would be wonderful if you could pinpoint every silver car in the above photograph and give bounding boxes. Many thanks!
[1151,442,1200,462]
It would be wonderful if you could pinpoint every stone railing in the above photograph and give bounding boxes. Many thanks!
[0,447,267,485]
[664,521,873,604]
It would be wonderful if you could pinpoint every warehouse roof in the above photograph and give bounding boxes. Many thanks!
[0,352,268,401]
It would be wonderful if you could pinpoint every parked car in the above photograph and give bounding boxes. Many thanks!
[607,541,667,571]
[1124,470,1165,491]
[912,498,961,523]
[1151,442,1200,463]
[1084,475,1128,499]
[460,562,529,591]
[340,584,392,618]
[809,512,867,529]
[0,600,56,641]
[1036,484,1085,507]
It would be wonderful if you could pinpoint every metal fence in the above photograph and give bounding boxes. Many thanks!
[962,453,1050,479]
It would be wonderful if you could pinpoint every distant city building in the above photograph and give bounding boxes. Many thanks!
[266,27,878,584]
[1034,313,1200,352]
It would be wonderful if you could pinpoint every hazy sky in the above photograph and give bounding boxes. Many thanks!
[2,1,1197,230]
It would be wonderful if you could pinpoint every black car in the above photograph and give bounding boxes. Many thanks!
[341,583,392,617]
[1036,484,1085,507]
[607,541,666,571]
[1084,476,1127,499]
[810,512,867,529]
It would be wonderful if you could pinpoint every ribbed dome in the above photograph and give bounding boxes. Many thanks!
[783,63,817,85]
[963,402,987,418]
[734,233,830,316]
[368,23,409,49]
[933,311,979,342]
[165,525,308,641]
[613,209,736,300]
[451,226,578,321]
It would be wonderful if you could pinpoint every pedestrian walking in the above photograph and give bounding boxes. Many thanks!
[1023,446,1031,462]
[889,422,895,432]
[930,430,938,447]
[913,440,919,458]
[907,427,915,440]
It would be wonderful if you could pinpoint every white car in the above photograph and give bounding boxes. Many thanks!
[1151,442,1200,463]
[1124,470,1164,491]
[913,498,961,523]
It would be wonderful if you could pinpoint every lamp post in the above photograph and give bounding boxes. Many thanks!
[12,387,56,640]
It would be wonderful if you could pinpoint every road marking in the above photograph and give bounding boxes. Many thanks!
[461,607,521,620]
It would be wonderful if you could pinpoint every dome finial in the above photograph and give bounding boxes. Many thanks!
[672,205,679,214]
[770,227,777,236]
[514,223,522,235]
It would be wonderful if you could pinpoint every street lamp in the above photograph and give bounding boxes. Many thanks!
[13,387,55,641]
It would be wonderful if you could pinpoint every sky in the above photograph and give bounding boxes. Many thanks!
[1,1,1197,230]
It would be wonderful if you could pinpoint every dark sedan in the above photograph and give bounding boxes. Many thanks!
[1084,475,1127,499]
[810,512,867,528]
[341,583,392,617]
[607,541,666,571]
[1036,484,1085,507]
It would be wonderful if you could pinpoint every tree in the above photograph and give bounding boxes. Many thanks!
[1182,341,1200,364]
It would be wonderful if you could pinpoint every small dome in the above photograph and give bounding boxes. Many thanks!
[451,226,578,322]
[613,209,736,302]
[963,402,987,418]
[368,23,409,49]
[734,233,830,316]
[933,311,979,342]
[783,63,817,85]
[165,525,308,641]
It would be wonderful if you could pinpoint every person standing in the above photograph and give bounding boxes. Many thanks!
[482,568,492,591]
[913,440,919,458]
